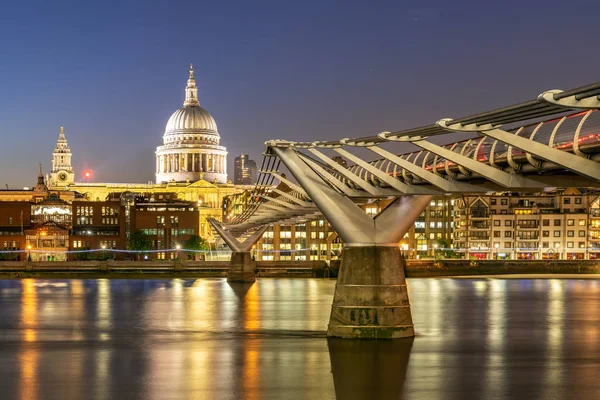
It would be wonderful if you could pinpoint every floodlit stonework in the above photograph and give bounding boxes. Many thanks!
[155,64,228,184]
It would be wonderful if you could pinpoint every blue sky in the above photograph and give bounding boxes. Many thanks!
[0,0,598,186]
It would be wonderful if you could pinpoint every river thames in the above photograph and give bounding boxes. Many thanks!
[0,278,598,399]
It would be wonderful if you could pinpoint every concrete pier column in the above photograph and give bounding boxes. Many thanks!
[327,246,412,339]
[228,251,257,283]
[207,218,268,283]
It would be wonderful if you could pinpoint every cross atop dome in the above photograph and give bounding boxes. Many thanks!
[184,63,199,107]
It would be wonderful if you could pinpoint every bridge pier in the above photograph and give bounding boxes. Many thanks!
[328,246,412,338]
[207,219,268,283]
[228,251,257,283]
[271,147,431,339]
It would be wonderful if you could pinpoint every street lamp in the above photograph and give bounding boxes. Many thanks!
[494,243,499,260]
[26,244,31,262]
[555,242,560,259]
[175,244,181,260]
[433,243,438,259]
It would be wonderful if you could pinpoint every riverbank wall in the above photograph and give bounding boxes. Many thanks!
[0,259,598,279]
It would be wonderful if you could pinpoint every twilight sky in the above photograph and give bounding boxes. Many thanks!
[0,0,599,187]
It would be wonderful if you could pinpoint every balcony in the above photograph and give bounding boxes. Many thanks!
[470,222,490,229]
[517,236,539,241]
[517,224,539,229]
[468,236,490,241]
[470,212,489,219]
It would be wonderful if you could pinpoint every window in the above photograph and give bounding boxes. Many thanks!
[430,200,436,207]
[567,219,574,226]
[429,222,435,228]
[501,199,507,205]
[567,242,574,248]
[494,220,500,227]
[101,207,118,217]
[494,231,501,238]
[575,198,582,204]
[436,222,442,228]
[579,219,586,226]
[75,206,93,225]
[542,219,550,226]
[415,221,425,229]
[554,231,561,237]
[491,199,497,205]
[171,229,196,236]
[554,242,561,248]
[505,220,512,227]
[504,231,512,238]
[504,242,512,248]
[8,217,12,225]
[542,231,549,237]
[542,241,549,248]
[366,207,378,216]
[564,198,570,204]
[318,232,325,239]
[579,230,585,237]
[157,216,165,226]
[554,220,561,226]
[470,200,488,218]
[170,216,179,225]
[429,233,435,240]
[579,242,586,248]
[567,230,574,237]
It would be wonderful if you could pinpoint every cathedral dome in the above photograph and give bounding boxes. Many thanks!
[165,105,218,135]
[155,64,228,185]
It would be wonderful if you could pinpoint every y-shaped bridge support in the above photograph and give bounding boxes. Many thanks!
[208,219,269,283]
[271,147,432,339]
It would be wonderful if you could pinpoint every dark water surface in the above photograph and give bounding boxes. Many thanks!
[0,278,598,400]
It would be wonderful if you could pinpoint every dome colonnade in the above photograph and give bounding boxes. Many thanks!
[155,64,228,184]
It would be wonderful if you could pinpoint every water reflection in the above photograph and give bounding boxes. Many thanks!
[328,338,413,400]
[0,278,596,399]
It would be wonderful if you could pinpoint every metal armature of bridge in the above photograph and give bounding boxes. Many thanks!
[211,81,600,339]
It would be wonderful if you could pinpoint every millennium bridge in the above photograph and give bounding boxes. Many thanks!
[209,81,600,339]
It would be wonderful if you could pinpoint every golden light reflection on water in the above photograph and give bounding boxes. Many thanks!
[21,279,37,343]
[244,284,261,331]
[19,279,39,400]
[243,346,261,398]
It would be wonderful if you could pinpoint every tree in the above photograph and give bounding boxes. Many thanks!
[128,230,152,260]
[434,238,458,259]
[182,235,209,260]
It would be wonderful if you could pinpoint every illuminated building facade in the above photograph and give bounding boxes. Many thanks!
[453,188,600,260]
[155,64,228,184]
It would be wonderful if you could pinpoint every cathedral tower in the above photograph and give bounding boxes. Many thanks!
[50,126,75,187]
